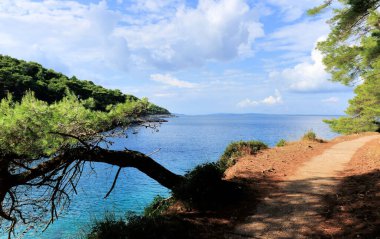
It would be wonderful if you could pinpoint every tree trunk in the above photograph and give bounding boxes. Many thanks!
[83,147,184,189]
[14,147,184,190]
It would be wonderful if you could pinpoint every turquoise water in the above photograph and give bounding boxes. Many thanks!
[11,114,338,239]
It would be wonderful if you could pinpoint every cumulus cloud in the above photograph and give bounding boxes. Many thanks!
[0,0,129,79]
[0,0,264,77]
[237,89,282,108]
[150,73,197,88]
[119,0,264,69]
[269,40,349,93]
[282,49,328,91]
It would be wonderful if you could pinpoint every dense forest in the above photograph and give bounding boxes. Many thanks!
[0,55,169,114]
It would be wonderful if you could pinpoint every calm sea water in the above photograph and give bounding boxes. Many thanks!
[16,114,338,239]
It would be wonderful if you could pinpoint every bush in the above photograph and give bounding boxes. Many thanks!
[172,163,241,210]
[144,195,174,218]
[123,213,196,239]
[85,212,197,239]
[219,140,268,171]
[86,212,128,239]
[276,139,287,147]
[302,130,317,141]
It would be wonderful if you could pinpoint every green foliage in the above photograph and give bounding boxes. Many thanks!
[324,76,380,134]
[219,140,268,171]
[146,101,170,115]
[0,92,153,159]
[144,196,174,218]
[0,92,109,158]
[315,1,380,83]
[276,139,287,147]
[85,163,243,238]
[85,212,197,239]
[307,1,331,16]
[302,130,317,141]
[0,55,169,114]
[311,0,380,134]
[172,163,241,210]
[86,212,128,239]
[0,56,169,237]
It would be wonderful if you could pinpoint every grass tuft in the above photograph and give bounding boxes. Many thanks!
[276,139,287,147]
[302,129,317,141]
[219,140,268,171]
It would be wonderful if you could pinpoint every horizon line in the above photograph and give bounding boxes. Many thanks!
[171,112,343,117]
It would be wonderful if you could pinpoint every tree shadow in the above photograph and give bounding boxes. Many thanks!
[225,170,380,239]
[228,176,340,239]
[314,169,380,238]
[131,169,380,239]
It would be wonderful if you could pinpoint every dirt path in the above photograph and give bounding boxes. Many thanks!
[230,135,380,239]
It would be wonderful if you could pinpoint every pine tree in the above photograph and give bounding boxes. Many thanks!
[310,0,380,133]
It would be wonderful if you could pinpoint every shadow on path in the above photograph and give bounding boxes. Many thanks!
[226,135,380,239]
[230,177,340,239]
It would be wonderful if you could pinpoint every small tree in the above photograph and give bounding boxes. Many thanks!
[0,93,183,238]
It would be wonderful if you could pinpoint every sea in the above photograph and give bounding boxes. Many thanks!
[7,114,339,239]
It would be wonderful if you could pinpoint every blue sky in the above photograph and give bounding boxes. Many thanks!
[0,0,354,114]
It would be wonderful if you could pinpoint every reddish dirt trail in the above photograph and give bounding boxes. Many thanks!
[229,135,380,239]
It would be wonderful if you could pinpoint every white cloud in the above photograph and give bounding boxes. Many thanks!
[261,19,329,53]
[266,0,325,22]
[0,0,129,79]
[269,39,348,93]
[153,93,177,98]
[237,99,259,107]
[119,0,264,69]
[129,0,182,13]
[262,90,283,105]
[150,73,197,88]
[237,89,282,108]
[283,48,329,91]
[322,97,339,103]
[0,0,264,76]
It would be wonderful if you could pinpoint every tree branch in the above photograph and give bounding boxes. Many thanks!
[104,167,122,199]
[14,146,184,190]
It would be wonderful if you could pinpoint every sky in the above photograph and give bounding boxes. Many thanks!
[0,0,354,115]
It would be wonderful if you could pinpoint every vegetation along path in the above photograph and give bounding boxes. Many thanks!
[232,135,380,239]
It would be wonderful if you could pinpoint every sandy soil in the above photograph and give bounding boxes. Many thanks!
[317,136,380,238]
[220,133,380,239]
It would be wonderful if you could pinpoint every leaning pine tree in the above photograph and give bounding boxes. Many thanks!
[0,58,183,238]
[310,0,380,133]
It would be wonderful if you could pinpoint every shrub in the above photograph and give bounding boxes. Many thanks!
[276,139,287,147]
[122,213,196,239]
[172,163,241,210]
[86,212,128,239]
[219,140,268,171]
[302,130,317,141]
[85,212,197,239]
[144,195,174,218]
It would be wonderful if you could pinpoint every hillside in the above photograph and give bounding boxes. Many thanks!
[0,55,169,114]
